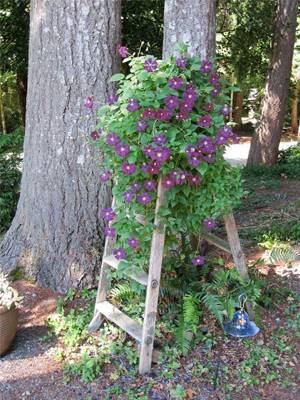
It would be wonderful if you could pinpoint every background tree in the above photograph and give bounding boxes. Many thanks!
[247,0,298,166]
[0,0,121,292]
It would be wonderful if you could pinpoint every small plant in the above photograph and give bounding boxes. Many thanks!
[0,273,22,310]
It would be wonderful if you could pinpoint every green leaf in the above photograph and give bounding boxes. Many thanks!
[198,162,208,176]
[109,73,125,82]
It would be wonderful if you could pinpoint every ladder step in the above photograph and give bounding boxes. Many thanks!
[96,300,143,342]
[202,232,231,253]
[103,255,148,286]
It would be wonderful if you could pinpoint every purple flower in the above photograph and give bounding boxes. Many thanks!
[192,255,205,266]
[127,98,140,112]
[107,93,118,105]
[100,170,111,182]
[121,162,136,175]
[215,134,228,145]
[115,143,130,157]
[153,134,167,146]
[176,171,189,185]
[210,86,221,97]
[197,115,213,128]
[104,227,116,238]
[130,182,142,193]
[113,248,127,260]
[200,60,213,74]
[209,73,220,85]
[123,191,134,203]
[185,145,198,158]
[106,132,120,146]
[144,180,156,191]
[143,145,154,157]
[163,95,179,110]
[220,105,230,117]
[137,192,152,205]
[150,147,171,162]
[203,103,214,112]
[117,45,129,58]
[144,58,158,72]
[203,218,217,230]
[179,101,193,113]
[168,76,184,90]
[162,175,175,189]
[176,58,187,68]
[218,125,233,138]
[147,161,161,175]
[183,90,197,104]
[175,111,188,121]
[136,119,148,132]
[202,154,215,163]
[188,157,200,167]
[142,108,156,119]
[231,134,240,144]
[101,208,116,222]
[156,109,172,121]
[188,174,201,186]
[84,96,93,109]
[90,131,99,140]
[128,237,140,249]
[197,137,216,154]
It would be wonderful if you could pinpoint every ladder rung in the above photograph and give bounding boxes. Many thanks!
[96,300,143,342]
[202,232,231,253]
[104,255,148,286]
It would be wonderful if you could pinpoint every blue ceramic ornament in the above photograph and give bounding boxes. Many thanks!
[223,294,260,338]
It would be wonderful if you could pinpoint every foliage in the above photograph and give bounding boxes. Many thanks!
[92,46,243,272]
[0,272,22,309]
[64,350,108,383]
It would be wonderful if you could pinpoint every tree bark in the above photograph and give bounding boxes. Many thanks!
[247,0,298,166]
[291,81,299,134]
[232,91,244,130]
[16,73,27,127]
[163,0,216,59]
[0,84,7,134]
[0,0,121,292]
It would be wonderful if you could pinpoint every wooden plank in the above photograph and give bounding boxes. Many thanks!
[103,255,148,286]
[202,232,231,253]
[139,178,166,374]
[224,212,249,280]
[96,300,143,343]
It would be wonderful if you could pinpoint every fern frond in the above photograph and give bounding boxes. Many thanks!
[267,245,299,266]
[201,293,224,322]
[110,283,132,301]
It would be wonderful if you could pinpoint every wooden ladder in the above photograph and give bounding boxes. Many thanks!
[89,179,248,374]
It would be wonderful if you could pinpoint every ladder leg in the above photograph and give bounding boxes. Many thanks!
[139,179,166,374]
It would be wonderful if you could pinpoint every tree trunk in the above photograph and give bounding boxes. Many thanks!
[291,81,299,134]
[16,73,27,127]
[232,91,244,130]
[247,0,298,166]
[0,84,7,134]
[163,0,216,59]
[0,0,121,292]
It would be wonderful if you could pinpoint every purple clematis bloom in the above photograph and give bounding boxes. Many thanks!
[183,90,197,104]
[203,103,214,112]
[180,101,193,113]
[137,192,152,205]
[202,154,215,163]
[231,134,240,144]
[218,125,233,138]
[192,255,205,266]
[203,218,217,230]
[163,95,179,110]
[127,98,140,112]
[136,119,148,132]
[104,227,116,238]
[175,111,188,121]
[210,87,221,97]
[106,132,120,146]
[189,174,201,186]
[128,237,140,249]
[186,144,198,158]
[121,162,136,175]
[115,143,130,157]
[107,93,118,105]
[113,248,127,260]
[101,208,116,221]
[162,175,175,189]
[156,108,172,121]
[84,96,93,109]
[143,145,154,157]
[215,134,228,145]
[220,105,230,117]
[188,157,201,167]
[100,170,111,182]
[176,58,187,68]
[209,73,220,85]
[197,115,213,128]
[117,45,129,58]
[168,76,184,90]
[147,161,161,175]
[90,131,99,140]
[197,137,216,154]
[142,108,156,119]
[153,134,167,146]
[200,60,213,74]
[130,182,142,193]
[144,180,156,191]
[150,147,171,162]
[144,58,158,72]
[123,191,135,203]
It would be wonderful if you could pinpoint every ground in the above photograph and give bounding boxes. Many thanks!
[1,139,300,400]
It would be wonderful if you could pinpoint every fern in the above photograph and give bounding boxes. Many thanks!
[201,293,224,323]
[267,245,300,266]
[110,283,133,301]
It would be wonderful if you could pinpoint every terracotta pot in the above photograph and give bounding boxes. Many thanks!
[0,301,18,356]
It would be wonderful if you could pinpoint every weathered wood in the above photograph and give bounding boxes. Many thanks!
[96,301,143,342]
[139,178,166,374]
[202,232,231,253]
[224,213,249,280]
[103,255,148,286]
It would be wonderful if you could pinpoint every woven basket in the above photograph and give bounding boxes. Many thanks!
[0,302,18,356]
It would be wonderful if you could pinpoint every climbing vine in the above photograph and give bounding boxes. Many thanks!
[87,44,243,270]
